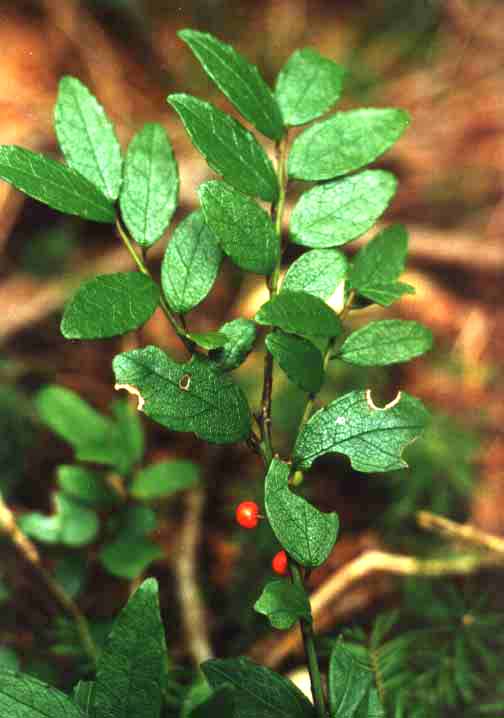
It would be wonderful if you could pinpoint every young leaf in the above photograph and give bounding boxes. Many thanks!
[0,146,115,222]
[210,318,257,371]
[93,579,166,718]
[293,389,430,472]
[282,248,348,300]
[57,465,118,507]
[119,123,179,247]
[202,656,315,718]
[20,493,99,547]
[131,459,200,500]
[338,320,433,366]
[266,331,324,393]
[185,331,228,351]
[61,273,160,340]
[99,536,163,579]
[290,170,397,248]
[161,210,222,314]
[254,579,312,630]
[167,94,278,202]
[199,181,279,275]
[55,76,122,201]
[288,108,410,181]
[275,47,345,126]
[113,347,251,444]
[265,458,339,567]
[0,670,86,718]
[328,640,373,717]
[256,291,343,338]
[179,29,284,140]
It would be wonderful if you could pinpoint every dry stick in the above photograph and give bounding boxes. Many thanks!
[0,495,98,665]
[417,510,504,553]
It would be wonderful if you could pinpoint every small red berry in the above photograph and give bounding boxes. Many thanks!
[272,550,289,575]
[235,501,260,529]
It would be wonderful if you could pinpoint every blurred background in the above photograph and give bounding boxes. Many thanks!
[1,0,504,713]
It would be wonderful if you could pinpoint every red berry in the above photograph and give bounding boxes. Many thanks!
[235,501,260,529]
[272,550,289,575]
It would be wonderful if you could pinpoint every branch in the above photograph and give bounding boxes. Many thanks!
[417,510,504,553]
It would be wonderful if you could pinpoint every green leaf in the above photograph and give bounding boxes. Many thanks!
[202,656,315,718]
[131,459,200,500]
[161,210,222,314]
[210,318,257,371]
[179,29,283,140]
[275,48,345,126]
[199,181,279,275]
[191,685,236,718]
[290,170,397,248]
[288,108,410,181]
[113,347,251,444]
[356,282,414,307]
[0,670,86,718]
[55,76,122,200]
[73,681,95,716]
[266,331,324,393]
[265,458,339,567]
[293,389,430,472]
[167,94,278,202]
[57,465,118,507]
[338,320,433,366]
[328,640,373,717]
[99,536,162,579]
[186,331,228,351]
[0,648,19,672]
[111,400,145,474]
[20,493,99,547]
[254,579,312,630]
[54,554,87,599]
[0,146,115,222]
[255,291,343,338]
[61,272,160,340]
[93,579,166,718]
[119,123,179,248]
[282,248,348,300]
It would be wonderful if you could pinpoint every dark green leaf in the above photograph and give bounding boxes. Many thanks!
[199,181,279,275]
[328,641,373,717]
[57,465,118,507]
[265,458,339,567]
[290,170,397,248]
[275,48,345,126]
[120,123,179,247]
[0,146,115,222]
[54,554,87,599]
[111,400,145,475]
[73,681,95,716]
[338,320,433,366]
[0,671,86,718]
[20,493,99,547]
[266,331,324,393]
[0,649,19,671]
[282,249,348,300]
[113,347,251,444]
[167,94,278,202]
[186,331,228,351]
[361,689,385,718]
[162,210,222,314]
[288,108,410,181]
[202,656,315,718]
[99,536,162,579]
[255,291,343,338]
[179,29,283,140]
[93,579,166,718]
[254,579,312,630]
[131,459,200,500]
[55,76,122,200]
[61,272,160,340]
[211,318,257,371]
[293,389,430,472]
[191,685,236,718]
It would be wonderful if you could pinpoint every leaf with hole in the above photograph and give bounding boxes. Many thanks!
[266,331,324,393]
[254,579,312,630]
[256,291,343,338]
[338,320,433,366]
[282,249,348,300]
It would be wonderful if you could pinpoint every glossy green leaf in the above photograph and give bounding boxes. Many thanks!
[186,331,227,351]
[211,318,257,371]
[199,181,279,275]
[120,123,179,247]
[254,579,312,630]
[293,389,430,472]
[162,210,222,314]
[202,656,315,718]
[266,331,324,393]
[57,465,117,507]
[282,248,348,300]
[290,170,397,248]
[0,146,115,222]
[61,272,159,340]
[99,536,162,579]
[20,493,99,547]
[288,108,410,181]
[0,671,86,718]
[93,579,166,718]
[131,459,200,500]
[113,347,251,444]
[256,291,343,338]
[275,48,345,126]
[179,29,283,140]
[167,94,278,202]
[55,76,122,200]
[111,400,145,475]
[338,320,433,366]
[328,641,373,717]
